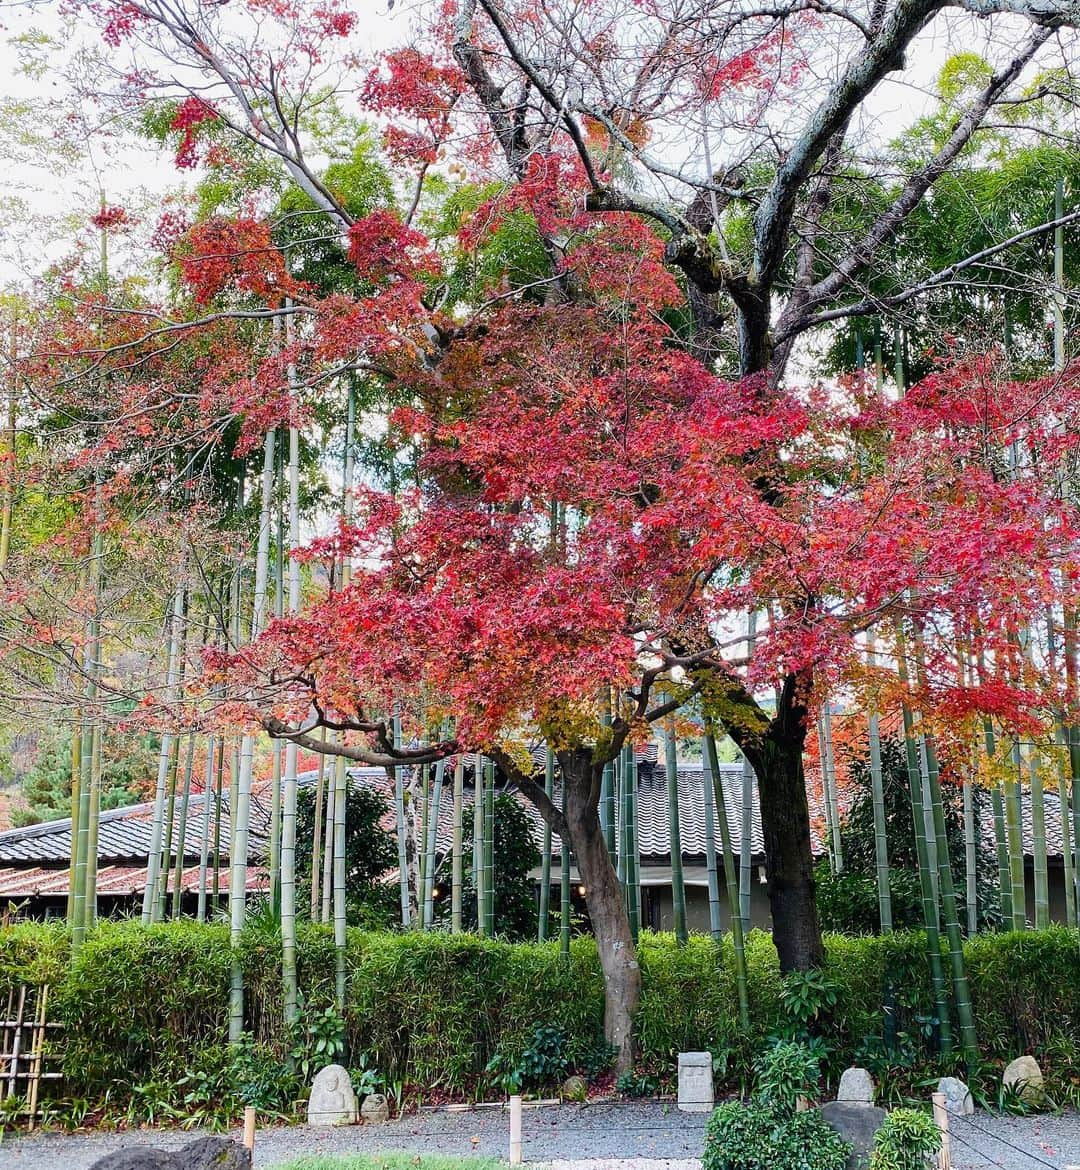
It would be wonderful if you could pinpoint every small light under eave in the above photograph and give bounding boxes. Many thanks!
[577,885,587,897]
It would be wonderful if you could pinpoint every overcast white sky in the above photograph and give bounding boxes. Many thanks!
[0,0,1057,290]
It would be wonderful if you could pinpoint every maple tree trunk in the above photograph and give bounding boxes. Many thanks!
[559,750,640,1073]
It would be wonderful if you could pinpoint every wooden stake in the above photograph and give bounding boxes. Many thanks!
[509,1094,522,1165]
[932,1092,951,1170]
[243,1105,256,1152]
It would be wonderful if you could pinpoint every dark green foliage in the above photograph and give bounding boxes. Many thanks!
[6,923,1080,1115]
[294,780,398,928]
[703,1044,849,1170]
[485,1024,567,1093]
[703,1101,851,1170]
[615,1068,659,1097]
[754,1042,822,1112]
[447,793,540,940]
[816,736,998,933]
[868,1108,941,1170]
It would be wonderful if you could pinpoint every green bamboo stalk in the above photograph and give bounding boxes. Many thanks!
[705,731,750,1030]
[423,755,447,928]
[1028,747,1050,929]
[664,718,688,946]
[867,638,892,932]
[451,756,464,933]
[538,747,553,941]
[156,731,181,921]
[332,750,348,1009]
[392,716,412,929]
[142,583,184,925]
[921,731,979,1067]
[1057,747,1075,928]
[624,742,640,941]
[171,731,197,919]
[310,733,327,920]
[601,700,616,862]
[900,709,952,1053]
[473,754,485,933]
[67,721,82,924]
[484,756,495,935]
[700,735,723,940]
[84,724,101,930]
[230,425,276,1043]
[197,736,216,923]
[321,756,334,924]
[418,763,429,928]
[961,773,978,935]
[559,774,571,958]
[820,706,843,872]
[1005,741,1027,929]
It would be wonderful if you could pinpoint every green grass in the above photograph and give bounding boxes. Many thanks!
[271,1155,504,1170]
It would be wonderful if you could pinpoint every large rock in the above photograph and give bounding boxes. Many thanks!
[360,1092,391,1124]
[937,1076,974,1116]
[837,1067,875,1106]
[88,1153,180,1170]
[175,1137,252,1170]
[1003,1055,1045,1105]
[820,1101,887,1170]
[677,1051,714,1113]
[308,1063,358,1126]
[562,1075,588,1102]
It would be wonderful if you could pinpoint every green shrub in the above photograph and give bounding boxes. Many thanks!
[703,1101,850,1170]
[1,920,1079,1115]
[755,1042,821,1112]
[868,1108,941,1170]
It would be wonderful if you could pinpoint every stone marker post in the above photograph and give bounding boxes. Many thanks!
[677,1052,714,1113]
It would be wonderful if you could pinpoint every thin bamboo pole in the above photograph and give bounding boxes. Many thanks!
[867,636,892,932]
[820,706,843,872]
[559,775,571,958]
[85,724,101,929]
[1029,747,1050,929]
[393,716,411,928]
[921,730,979,1068]
[143,583,185,925]
[664,718,688,946]
[484,756,495,935]
[705,731,750,1029]
[1005,742,1027,929]
[157,731,182,920]
[280,365,302,1021]
[321,760,334,924]
[229,426,276,1043]
[332,750,348,1009]
[473,754,485,933]
[197,736,216,923]
[171,731,196,919]
[601,695,616,862]
[451,756,464,933]
[538,748,553,940]
[423,754,447,928]
[700,735,723,939]
[961,772,977,935]
[624,742,639,941]
[310,733,327,920]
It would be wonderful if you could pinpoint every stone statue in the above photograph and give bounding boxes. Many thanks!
[308,1063,358,1126]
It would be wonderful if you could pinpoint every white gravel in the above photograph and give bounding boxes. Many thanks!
[2,1102,1078,1169]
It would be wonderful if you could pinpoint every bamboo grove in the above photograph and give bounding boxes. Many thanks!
[0,0,1079,1074]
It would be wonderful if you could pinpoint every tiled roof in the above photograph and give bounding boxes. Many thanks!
[0,864,267,899]
[0,750,1066,887]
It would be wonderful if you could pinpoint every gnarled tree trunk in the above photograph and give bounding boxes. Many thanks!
[558,749,640,1072]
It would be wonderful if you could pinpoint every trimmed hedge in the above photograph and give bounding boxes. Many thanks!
[3,921,1080,1106]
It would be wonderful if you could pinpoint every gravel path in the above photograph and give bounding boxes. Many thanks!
[3,1102,1079,1170]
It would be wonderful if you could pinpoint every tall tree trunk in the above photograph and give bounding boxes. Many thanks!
[741,677,824,972]
[559,750,640,1073]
